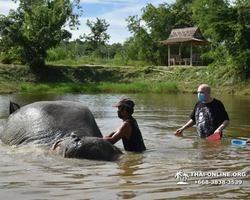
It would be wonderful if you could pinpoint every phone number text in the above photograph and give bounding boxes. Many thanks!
[194,179,243,185]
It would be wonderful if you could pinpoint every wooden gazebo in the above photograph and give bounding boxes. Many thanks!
[161,27,210,66]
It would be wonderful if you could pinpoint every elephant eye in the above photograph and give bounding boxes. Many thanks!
[70,132,79,139]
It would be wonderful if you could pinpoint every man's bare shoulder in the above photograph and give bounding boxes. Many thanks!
[120,121,132,129]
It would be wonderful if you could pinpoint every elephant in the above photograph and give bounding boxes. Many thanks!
[0,100,123,161]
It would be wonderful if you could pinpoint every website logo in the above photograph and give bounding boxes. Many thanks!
[174,170,189,184]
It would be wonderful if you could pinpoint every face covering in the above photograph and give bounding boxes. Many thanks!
[198,93,206,101]
[117,110,123,119]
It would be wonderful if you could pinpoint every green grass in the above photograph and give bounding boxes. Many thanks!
[20,82,178,94]
[45,57,150,67]
[2,63,250,95]
[0,82,20,93]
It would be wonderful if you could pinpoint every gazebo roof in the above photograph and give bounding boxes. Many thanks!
[161,27,210,45]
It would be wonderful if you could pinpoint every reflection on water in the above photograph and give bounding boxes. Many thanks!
[0,93,250,199]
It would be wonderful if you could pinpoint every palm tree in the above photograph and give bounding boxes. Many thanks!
[175,170,189,184]
[174,170,184,181]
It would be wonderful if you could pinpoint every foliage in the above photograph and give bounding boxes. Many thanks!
[45,55,149,68]
[46,40,125,62]
[123,0,194,65]
[46,42,80,61]
[191,0,250,78]
[20,81,178,94]
[1,0,250,81]
[0,0,82,69]
[81,18,110,58]
[2,64,250,95]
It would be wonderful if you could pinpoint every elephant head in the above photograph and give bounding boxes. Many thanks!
[52,132,123,161]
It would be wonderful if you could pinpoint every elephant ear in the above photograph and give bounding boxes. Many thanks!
[9,101,20,115]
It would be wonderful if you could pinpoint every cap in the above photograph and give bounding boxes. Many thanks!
[112,97,135,108]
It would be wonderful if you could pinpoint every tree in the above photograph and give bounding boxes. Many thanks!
[191,0,250,78]
[0,0,82,68]
[81,18,110,57]
[124,0,194,65]
[110,43,123,58]
[125,15,155,63]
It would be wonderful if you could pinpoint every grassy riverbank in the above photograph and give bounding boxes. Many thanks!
[0,64,250,95]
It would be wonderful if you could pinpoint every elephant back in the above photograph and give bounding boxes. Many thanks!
[0,100,103,147]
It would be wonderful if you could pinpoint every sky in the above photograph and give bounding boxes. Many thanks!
[0,0,175,44]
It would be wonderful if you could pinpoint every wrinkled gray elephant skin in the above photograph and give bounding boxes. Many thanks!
[54,132,122,161]
[0,100,123,161]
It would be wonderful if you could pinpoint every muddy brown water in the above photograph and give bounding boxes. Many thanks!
[0,93,250,199]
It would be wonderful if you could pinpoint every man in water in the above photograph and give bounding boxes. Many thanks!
[104,97,146,152]
[174,84,230,138]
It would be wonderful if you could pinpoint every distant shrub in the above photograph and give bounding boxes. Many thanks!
[19,82,178,94]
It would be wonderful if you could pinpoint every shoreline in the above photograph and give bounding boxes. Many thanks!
[0,64,250,95]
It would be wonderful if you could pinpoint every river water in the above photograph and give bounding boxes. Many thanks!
[0,93,250,200]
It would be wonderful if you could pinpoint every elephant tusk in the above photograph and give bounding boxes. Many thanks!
[51,137,69,151]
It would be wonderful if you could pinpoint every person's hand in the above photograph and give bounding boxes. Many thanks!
[246,139,250,143]
[214,129,222,136]
[174,128,183,135]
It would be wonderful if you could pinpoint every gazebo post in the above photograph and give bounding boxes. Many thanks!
[168,44,171,66]
[202,44,204,66]
[179,44,181,56]
[190,44,193,66]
